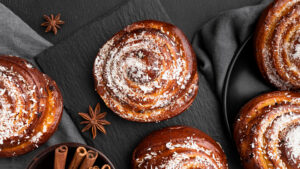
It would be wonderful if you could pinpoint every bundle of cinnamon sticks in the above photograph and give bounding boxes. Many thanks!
[54,145,111,169]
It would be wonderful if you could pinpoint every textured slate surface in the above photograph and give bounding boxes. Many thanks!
[0,0,128,44]
[0,0,263,44]
[35,0,240,168]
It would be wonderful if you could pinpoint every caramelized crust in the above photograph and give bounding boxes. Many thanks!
[255,0,300,90]
[132,126,228,169]
[234,91,300,169]
[0,55,63,157]
[93,20,198,122]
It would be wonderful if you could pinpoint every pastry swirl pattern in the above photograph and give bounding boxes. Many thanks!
[132,126,228,169]
[0,55,63,157]
[93,20,198,122]
[234,91,300,169]
[255,0,300,89]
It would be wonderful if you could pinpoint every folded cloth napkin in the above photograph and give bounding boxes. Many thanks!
[192,0,272,99]
[0,3,85,168]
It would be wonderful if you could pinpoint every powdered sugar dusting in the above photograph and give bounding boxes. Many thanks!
[0,58,50,153]
[235,92,300,168]
[94,23,198,122]
[285,125,300,163]
[30,132,43,143]
[135,136,227,169]
[258,1,300,89]
[292,39,300,59]
[0,65,39,146]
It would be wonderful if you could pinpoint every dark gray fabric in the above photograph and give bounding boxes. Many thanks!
[192,0,272,99]
[0,3,85,168]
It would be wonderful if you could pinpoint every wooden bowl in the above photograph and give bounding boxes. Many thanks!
[26,142,115,169]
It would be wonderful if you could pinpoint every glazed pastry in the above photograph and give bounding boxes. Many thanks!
[255,0,300,90]
[132,126,228,168]
[93,20,198,122]
[0,55,63,157]
[234,91,300,169]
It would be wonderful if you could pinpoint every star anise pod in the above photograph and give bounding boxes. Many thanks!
[78,103,110,139]
[41,13,64,35]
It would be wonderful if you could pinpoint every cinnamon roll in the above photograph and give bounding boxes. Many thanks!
[255,0,300,90]
[0,55,63,157]
[132,126,228,169]
[234,91,300,169]
[93,20,198,122]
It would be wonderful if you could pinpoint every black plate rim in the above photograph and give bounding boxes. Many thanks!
[222,34,253,137]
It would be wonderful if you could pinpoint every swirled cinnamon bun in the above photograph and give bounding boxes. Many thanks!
[0,55,63,157]
[93,20,198,122]
[234,91,300,169]
[132,126,228,169]
[255,0,300,90]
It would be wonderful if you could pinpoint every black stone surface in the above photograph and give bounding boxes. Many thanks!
[0,0,263,43]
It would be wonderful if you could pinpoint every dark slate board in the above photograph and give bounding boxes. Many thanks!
[35,0,241,168]
[1,0,263,44]
[0,0,128,44]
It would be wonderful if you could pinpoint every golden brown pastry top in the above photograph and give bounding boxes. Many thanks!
[93,20,198,122]
[255,0,300,90]
[132,126,228,169]
[234,91,300,169]
[0,55,63,157]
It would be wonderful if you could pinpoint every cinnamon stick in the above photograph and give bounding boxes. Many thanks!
[79,150,98,169]
[101,164,111,169]
[68,146,87,169]
[54,145,68,169]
